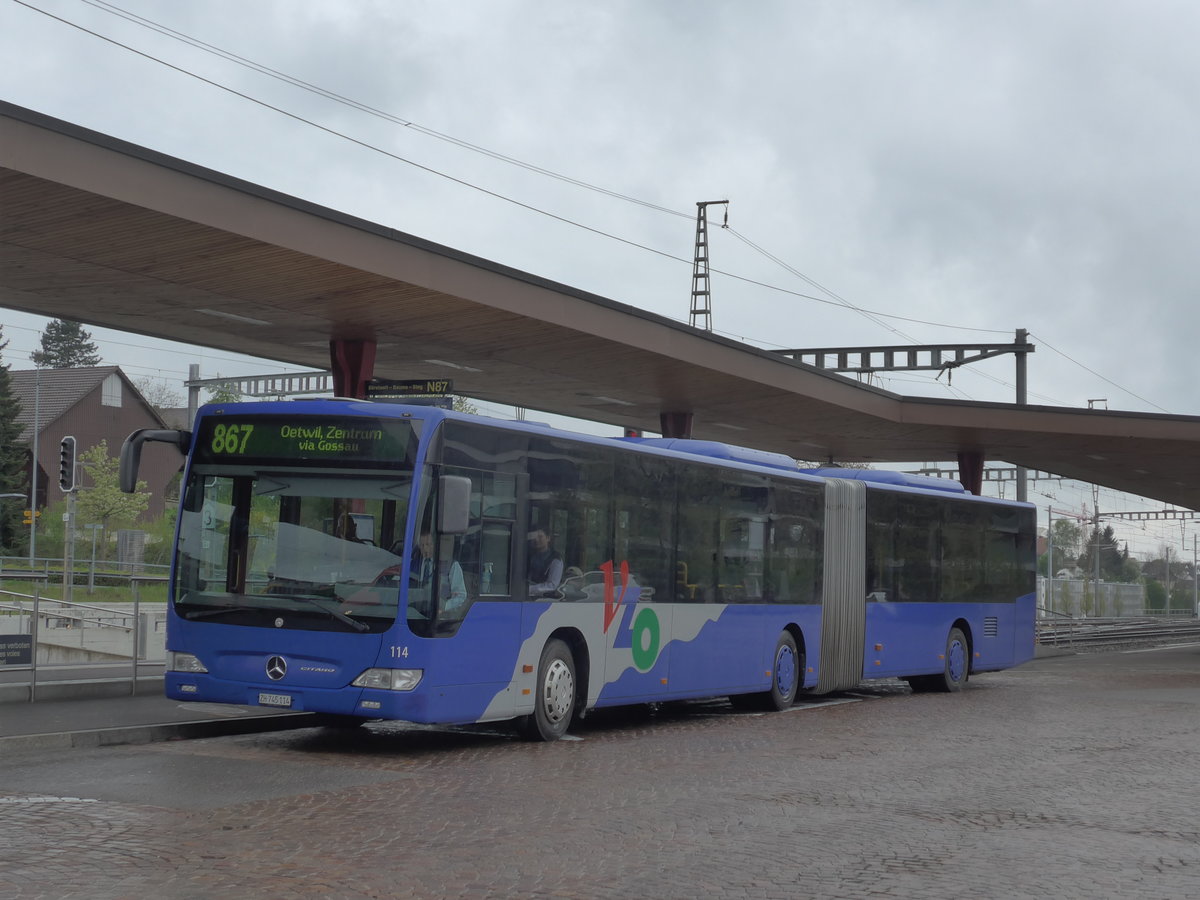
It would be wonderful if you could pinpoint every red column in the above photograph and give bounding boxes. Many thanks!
[329,339,376,400]
[956,450,985,496]
[659,412,693,439]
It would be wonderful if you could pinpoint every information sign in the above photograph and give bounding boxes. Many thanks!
[0,636,33,666]
[366,378,453,399]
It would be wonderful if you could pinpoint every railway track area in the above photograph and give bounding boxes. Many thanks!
[1037,616,1200,651]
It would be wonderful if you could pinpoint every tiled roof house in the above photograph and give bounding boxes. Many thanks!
[10,366,180,517]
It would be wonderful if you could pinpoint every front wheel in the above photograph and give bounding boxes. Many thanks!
[313,714,370,729]
[517,638,576,742]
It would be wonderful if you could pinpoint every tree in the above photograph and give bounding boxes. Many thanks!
[1079,524,1125,581]
[1048,518,1082,562]
[133,376,183,416]
[1141,554,1188,586]
[1169,582,1195,615]
[75,441,150,550]
[0,326,29,554]
[205,374,242,404]
[1145,579,1167,612]
[30,318,101,368]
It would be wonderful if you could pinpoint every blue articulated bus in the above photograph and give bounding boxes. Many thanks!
[121,400,1037,741]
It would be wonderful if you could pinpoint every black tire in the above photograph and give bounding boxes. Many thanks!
[904,674,934,693]
[313,714,370,729]
[907,627,969,693]
[518,638,576,742]
[730,631,801,712]
[767,632,801,710]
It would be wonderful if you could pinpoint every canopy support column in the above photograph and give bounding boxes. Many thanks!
[957,450,984,496]
[329,339,376,400]
[659,412,693,439]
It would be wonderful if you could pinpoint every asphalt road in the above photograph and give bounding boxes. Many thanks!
[2,643,1199,899]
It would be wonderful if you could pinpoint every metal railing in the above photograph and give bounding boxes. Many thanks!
[1037,614,1200,649]
[0,555,170,584]
[0,582,166,702]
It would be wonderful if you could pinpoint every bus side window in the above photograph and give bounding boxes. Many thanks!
[480,524,511,595]
[445,467,516,599]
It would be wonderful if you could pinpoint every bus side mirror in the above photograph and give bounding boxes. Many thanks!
[438,475,472,535]
[120,429,191,493]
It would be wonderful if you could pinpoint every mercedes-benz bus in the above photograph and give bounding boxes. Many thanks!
[120,400,1036,741]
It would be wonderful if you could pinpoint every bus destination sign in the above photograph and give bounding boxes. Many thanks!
[193,416,416,467]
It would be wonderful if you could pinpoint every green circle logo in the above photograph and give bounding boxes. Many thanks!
[630,608,661,672]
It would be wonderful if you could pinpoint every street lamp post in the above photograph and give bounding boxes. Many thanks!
[30,369,39,567]
[84,524,102,594]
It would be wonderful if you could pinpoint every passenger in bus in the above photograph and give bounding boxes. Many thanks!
[414,530,468,612]
[335,512,369,544]
[527,528,563,598]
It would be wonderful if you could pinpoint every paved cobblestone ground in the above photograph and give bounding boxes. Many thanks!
[2,644,1199,899]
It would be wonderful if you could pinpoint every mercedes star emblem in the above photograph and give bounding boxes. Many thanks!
[266,656,287,681]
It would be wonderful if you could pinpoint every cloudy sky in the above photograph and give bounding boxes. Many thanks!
[3,0,1199,553]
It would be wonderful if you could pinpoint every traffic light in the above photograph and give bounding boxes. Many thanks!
[59,435,77,492]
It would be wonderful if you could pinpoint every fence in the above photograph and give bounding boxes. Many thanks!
[0,571,168,701]
[0,555,170,586]
[1039,576,1199,618]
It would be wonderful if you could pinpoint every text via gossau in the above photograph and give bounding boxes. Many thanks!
[279,424,383,453]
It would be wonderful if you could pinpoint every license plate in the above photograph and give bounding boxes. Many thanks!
[258,692,292,708]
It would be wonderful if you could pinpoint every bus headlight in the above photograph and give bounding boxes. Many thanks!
[352,668,423,691]
[167,651,208,674]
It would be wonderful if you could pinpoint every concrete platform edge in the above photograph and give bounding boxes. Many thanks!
[0,711,318,754]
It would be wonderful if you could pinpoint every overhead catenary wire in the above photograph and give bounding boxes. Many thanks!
[1030,332,1169,413]
[77,0,695,221]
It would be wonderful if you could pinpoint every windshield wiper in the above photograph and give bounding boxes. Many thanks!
[179,593,369,632]
[183,605,256,621]
[285,594,370,633]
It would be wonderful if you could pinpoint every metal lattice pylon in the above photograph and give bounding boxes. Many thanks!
[690,200,727,331]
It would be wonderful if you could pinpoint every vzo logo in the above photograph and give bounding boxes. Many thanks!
[600,560,661,672]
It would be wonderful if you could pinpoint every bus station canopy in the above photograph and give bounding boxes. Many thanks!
[4,100,1200,510]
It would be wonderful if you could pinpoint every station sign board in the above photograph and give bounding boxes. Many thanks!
[365,378,453,400]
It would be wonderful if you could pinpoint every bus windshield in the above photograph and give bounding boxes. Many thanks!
[174,468,412,634]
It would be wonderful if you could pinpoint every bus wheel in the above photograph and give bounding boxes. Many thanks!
[939,627,969,692]
[768,632,801,710]
[729,632,801,712]
[909,627,969,693]
[313,714,370,729]
[518,638,576,742]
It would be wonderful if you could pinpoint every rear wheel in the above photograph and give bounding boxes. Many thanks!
[730,631,801,711]
[768,632,801,710]
[907,627,969,693]
[518,638,576,742]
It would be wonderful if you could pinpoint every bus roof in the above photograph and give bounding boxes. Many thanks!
[799,467,968,494]
[195,400,1026,503]
[616,438,802,472]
